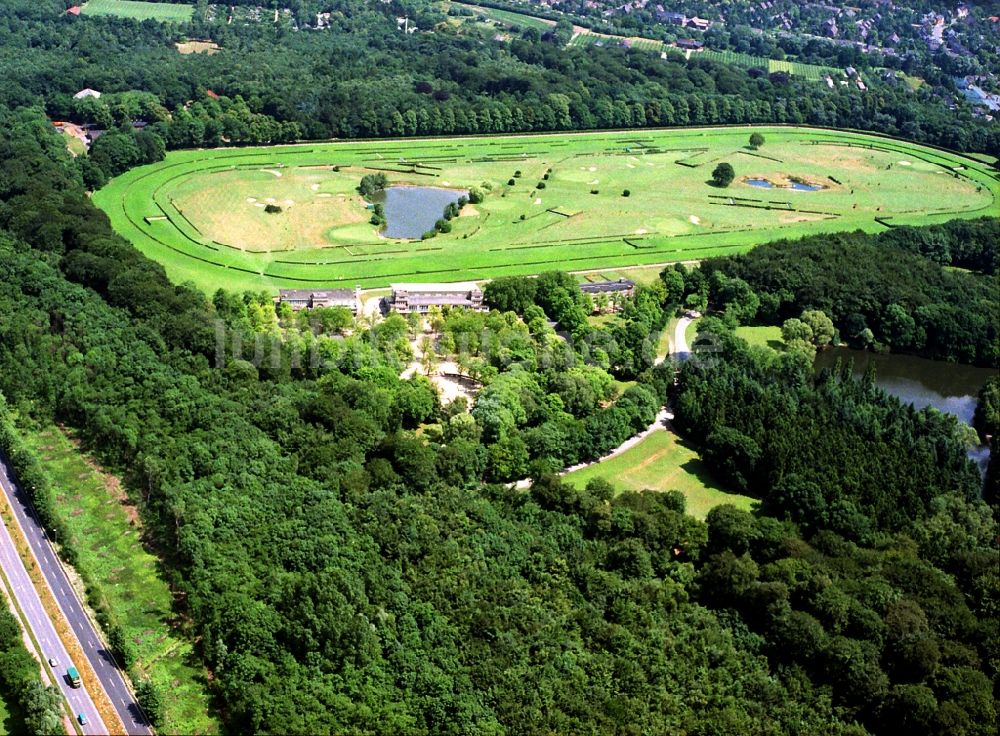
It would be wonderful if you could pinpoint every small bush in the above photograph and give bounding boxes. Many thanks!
[421,230,437,240]
[542,173,549,180]
[514,170,522,178]
[622,189,630,197]
[590,189,599,195]
[519,214,526,220]
[264,204,282,214]
[468,188,484,204]
[537,182,546,189]
[508,178,516,186]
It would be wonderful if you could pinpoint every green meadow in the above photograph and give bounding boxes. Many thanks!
[22,426,219,736]
[563,428,756,519]
[93,126,999,293]
[81,0,193,21]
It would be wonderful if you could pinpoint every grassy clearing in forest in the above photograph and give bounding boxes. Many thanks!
[21,426,219,736]
[564,428,756,519]
[735,325,785,351]
[94,126,999,293]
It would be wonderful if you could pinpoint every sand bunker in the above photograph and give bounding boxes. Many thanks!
[318,193,332,197]
[284,199,294,206]
[590,179,599,185]
[626,164,635,169]
[261,169,282,177]
[689,215,701,224]
[534,198,542,205]
[629,156,640,162]
[310,184,320,191]
[246,197,256,203]
[265,197,276,203]
[588,166,597,172]
[898,161,912,166]
[634,228,648,234]
[254,203,266,208]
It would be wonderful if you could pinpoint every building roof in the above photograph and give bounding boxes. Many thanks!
[73,88,101,99]
[66,6,82,15]
[279,288,355,300]
[391,282,481,293]
[579,279,635,294]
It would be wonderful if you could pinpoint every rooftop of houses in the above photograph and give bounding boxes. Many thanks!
[579,278,636,294]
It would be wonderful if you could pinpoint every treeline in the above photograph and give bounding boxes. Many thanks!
[0,608,63,736]
[878,219,1000,275]
[3,1,999,158]
[975,376,1000,505]
[700,221,1000,366]
[672,326,981,535]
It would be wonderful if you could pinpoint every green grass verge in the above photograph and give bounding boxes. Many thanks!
[81,0,193,21]
[21,426,219,736]
[93,125,999,294]
[734,325,784,351]
[563,428,757,519]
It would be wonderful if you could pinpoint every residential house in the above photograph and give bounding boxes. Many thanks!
[73,88,101,100]
[579,278,635,312]
[675,38,704,50]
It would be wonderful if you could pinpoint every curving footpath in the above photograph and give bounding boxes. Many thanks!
[0,454,152,736]
[515,316,696,489]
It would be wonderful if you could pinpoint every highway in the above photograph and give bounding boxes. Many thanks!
[0,454,152,735]
[0,494,105,733]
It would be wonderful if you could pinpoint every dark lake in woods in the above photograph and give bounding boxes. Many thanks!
[374,186,467,239]
[814,347,999,474]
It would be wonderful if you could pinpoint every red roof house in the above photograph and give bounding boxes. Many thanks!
[66,6,82,15]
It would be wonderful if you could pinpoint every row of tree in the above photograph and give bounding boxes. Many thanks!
[698,221,999,365]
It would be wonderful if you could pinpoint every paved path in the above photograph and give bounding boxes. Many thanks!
[516,316,695,489]
[0,478,105,734]
[672,316,694,360]
[0,454,152,735]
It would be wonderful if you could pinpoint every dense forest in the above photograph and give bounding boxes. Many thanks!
[0,94,998,733]
[0,1,997,733]
[699,221,1000,366]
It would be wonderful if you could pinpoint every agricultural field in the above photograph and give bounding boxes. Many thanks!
[563,428,756,519]
[80,0,193,21]
[21,426,219,736]
[93,126,1000,293]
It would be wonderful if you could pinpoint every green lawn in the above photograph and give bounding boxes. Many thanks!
[81,0,193,21]
[564,428,756,519]
[22,427,219,735]
[93,126,999,294]
[0,691,26,736]
[735,325,784,351]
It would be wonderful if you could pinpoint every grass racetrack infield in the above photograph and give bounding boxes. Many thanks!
[563,428,756,519]
[93,126,1000,293]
